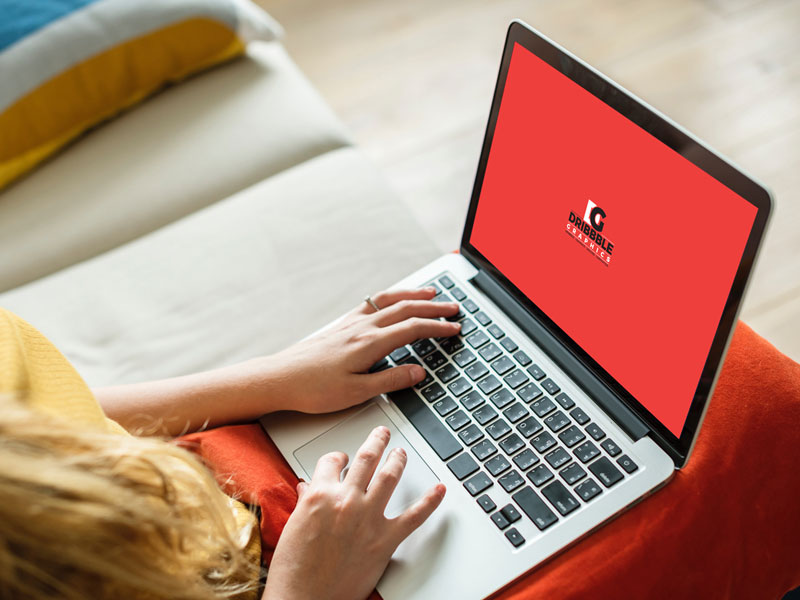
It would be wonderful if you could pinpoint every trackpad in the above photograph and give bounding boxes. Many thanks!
[293,403,439,519]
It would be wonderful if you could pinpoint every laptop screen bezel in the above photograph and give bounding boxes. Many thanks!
[460,21,772,466]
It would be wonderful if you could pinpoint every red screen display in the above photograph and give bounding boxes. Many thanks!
[470,43,757,437]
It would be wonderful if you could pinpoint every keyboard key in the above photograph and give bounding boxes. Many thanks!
[500,337,518,353]
[513,350,532,366]
[502,402,528,424]
[471,440,497,461]
[415,370,434,389]
[475,311,492,326]
[585,423,606,441]
[445,410,470,431]
[526,364,546,380]
[451,287,467,301]
[513,448,540,471]
[487,324,505,339]
[486,419,511,440]
[421,383,446,402]
[464,471,493,496]
[435,364,459,383]
[516,415,543,438]
[491,511,510,529]
[575,478,602,502]
[447,452,479,480]
[390,388,462,460]
[531,397,556,417]
[458,423,484,446]
[541,480,580,516]
[438,275,454,289]
[446,308,465,323]
[485,455,511,477]
[560,462,587,485]
[570,407,590,425]
[544,410,570,433]
[500,503,522,524]
[589,457,624,488]
[518,383,543,403]
[465,362,489,381]
[558,425,586,447]
[491,355,515,376]
[541,378,561,395]
[478,375,502,395]
[467,331,490,349]
[412,339,436,357]
[433,396,457,416]
[499,433,525,455]
[429,283,441,295]
[460,390,484,411]
[554,392,575,410]
[512,486,558,530]
[462,299,479,313]
[531,431,557,454]
[601,438,622,457]
[439,336,464,354]
[574,441,601,463]
[432,293,452,303]
[505,527,526,547]
[503,369,530,389]
[474,405,498,426]
[390,346,411,362]
[423,350,447,371]
[499,469,525,492]
[369,357,390,372]
[476,493,495,513]
[527,464,554,487]
[478,343,502,362]
[616,455,638,473]
[489,389,515,409]
[545,447,572,469]
[453,349,476,367]
[401,356,422,368]
[460,319,477,335]
[447,377,473,397]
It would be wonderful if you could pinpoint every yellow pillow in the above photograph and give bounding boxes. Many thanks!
[0,0,282,191]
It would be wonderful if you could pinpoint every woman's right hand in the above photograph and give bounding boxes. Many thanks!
[263,426,446,600]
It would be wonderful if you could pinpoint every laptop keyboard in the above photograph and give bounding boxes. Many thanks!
[375,272,639,549]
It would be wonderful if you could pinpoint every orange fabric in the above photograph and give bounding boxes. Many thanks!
[181,321,800,598]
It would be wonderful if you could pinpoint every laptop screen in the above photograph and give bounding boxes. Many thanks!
[468,42,758,438]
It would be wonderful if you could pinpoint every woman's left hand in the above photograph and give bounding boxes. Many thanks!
[268,287,460,414]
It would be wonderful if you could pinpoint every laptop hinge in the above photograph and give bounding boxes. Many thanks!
[470,269,650,442]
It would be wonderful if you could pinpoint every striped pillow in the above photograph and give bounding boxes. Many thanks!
[0,0,282,191]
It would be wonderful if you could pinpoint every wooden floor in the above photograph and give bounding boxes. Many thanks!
[259,0,800,361]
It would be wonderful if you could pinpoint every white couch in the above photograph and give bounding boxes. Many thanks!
[0,41,439,386]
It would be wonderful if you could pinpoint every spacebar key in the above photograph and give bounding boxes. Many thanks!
[389,388,462,460]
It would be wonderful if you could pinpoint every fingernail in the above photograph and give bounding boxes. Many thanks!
[374,426,389,437]
[424,286,436,292]
[410,364,425,381]
[395,447,407,459]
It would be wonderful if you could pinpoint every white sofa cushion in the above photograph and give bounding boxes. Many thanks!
[0,147,438,386]
[0,42,351,292]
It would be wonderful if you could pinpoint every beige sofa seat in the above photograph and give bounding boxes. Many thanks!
[0,42,351,292]
[0,147,438,386]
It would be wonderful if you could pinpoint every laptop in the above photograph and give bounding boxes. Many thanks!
[260,20,772,600]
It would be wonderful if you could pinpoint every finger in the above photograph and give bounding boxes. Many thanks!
[375,318,461,356]
[344,426,391,491]
[372,299,459,327]
[360,364,425,397]
[355,288,437,315]
[391,483,447,541]
[311,451,348,484]
[296,481,308,501]
[368,447,408,510]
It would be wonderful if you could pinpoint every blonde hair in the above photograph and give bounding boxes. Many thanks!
[0,396,259,599]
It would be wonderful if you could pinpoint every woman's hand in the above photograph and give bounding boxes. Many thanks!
[269,287,460,414]
[263,426,446,600]
[94,288,458,435]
